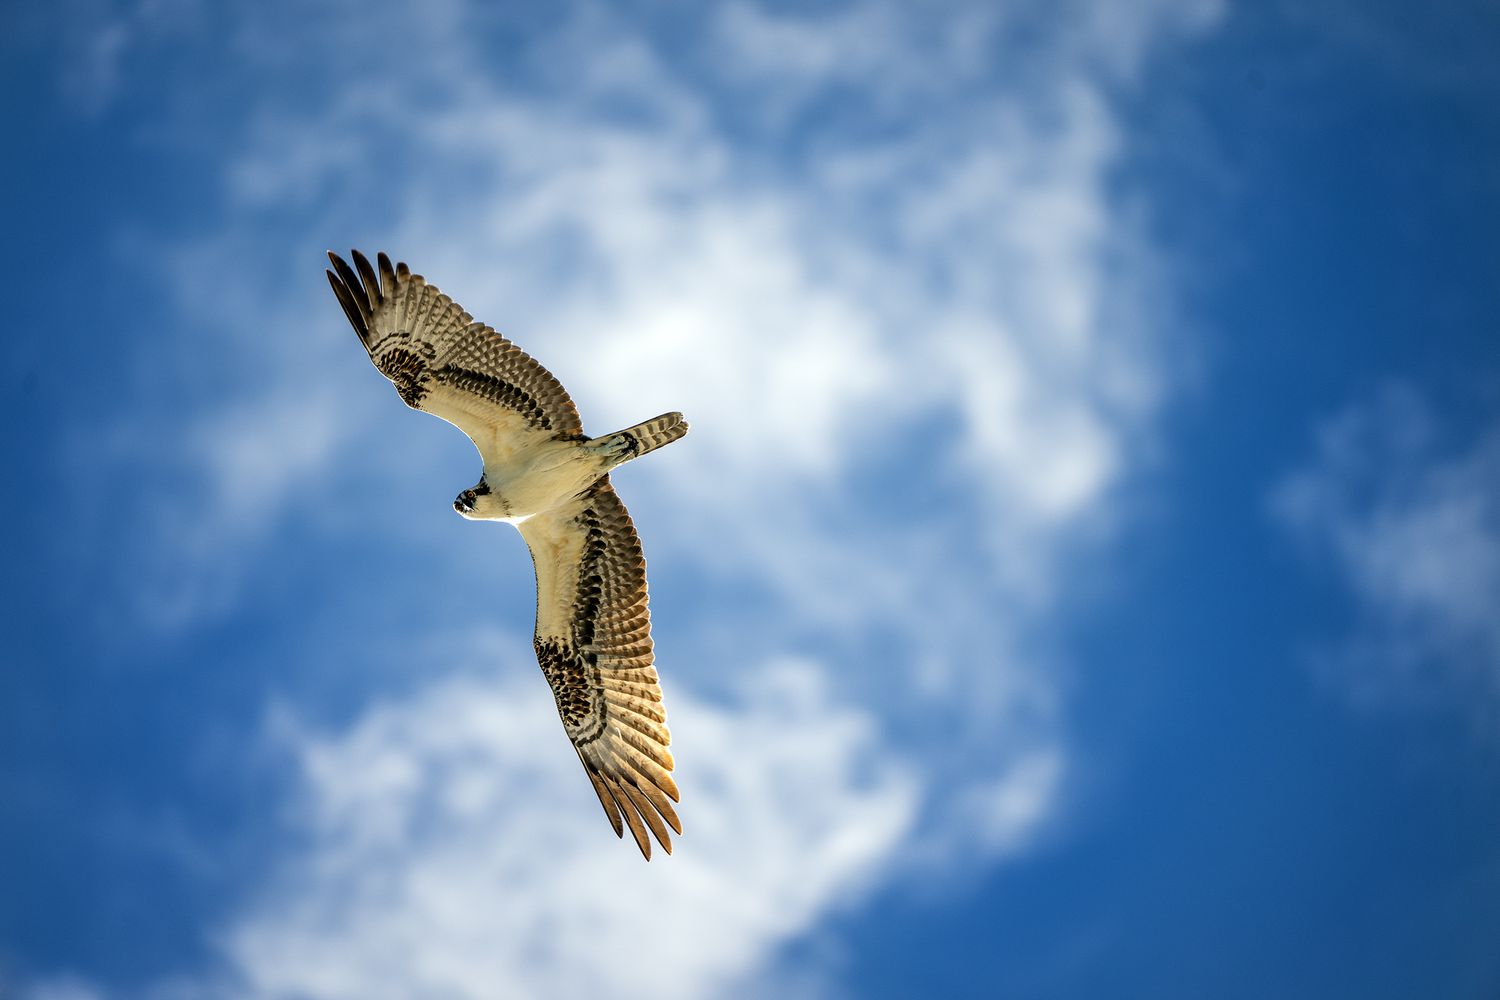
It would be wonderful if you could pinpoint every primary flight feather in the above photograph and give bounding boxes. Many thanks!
[326,250,687,860]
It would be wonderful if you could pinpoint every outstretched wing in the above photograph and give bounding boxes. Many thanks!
[327,250,584,461]
[518,478,680,859]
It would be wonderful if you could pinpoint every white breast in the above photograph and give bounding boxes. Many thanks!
[486,438,602,520]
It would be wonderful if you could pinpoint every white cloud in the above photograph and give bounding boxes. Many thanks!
[212,651,917,1000]
[1274,385,1500,716]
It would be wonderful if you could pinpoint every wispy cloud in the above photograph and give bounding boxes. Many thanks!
[214,646,915,1000]
[43,0,198,113]
[1273,384,1500,722]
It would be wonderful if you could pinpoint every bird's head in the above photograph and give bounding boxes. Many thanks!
[453,478,502,520]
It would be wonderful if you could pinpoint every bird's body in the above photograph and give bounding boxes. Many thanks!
[454,416,677,523]
[326,250,687,859]
[455,436,605,524]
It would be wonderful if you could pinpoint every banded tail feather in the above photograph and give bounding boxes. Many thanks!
[593,411,689,468]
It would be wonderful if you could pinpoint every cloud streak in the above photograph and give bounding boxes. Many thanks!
[1274,384,1500,722]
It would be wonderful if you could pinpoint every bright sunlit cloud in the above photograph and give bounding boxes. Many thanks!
[212,649,915,1000]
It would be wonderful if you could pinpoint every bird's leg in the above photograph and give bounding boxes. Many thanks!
[591,432,641,466]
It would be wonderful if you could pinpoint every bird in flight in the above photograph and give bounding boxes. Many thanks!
[327,250,686,859]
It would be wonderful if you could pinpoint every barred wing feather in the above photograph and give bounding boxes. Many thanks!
[326,250,583,463]
[518,479,680,859]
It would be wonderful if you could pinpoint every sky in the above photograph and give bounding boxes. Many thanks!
[2,1,1498,998]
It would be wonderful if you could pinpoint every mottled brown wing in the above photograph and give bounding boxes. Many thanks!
[517,478,680,859]
[327,250,584,462]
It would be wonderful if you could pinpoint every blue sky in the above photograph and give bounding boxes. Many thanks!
[3,1,1498,998]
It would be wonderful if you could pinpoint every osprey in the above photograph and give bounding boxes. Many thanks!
[327,250,686,860]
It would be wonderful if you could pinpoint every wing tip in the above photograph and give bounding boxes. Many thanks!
[583,744,677,860]
[327,248,410,347]
[326,262,370,344]
[350,249,382,308]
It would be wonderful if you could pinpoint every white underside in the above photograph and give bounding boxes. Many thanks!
[463,436,605,523]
